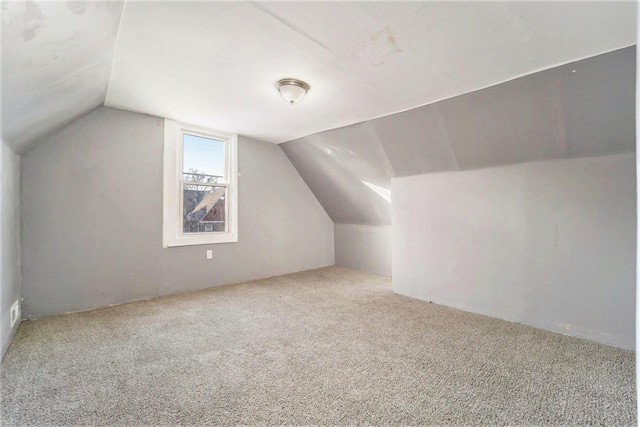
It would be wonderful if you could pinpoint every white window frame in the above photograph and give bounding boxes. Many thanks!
[163,119,238,247]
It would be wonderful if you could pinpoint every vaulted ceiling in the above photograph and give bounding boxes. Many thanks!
[2,1,637,154]
[281,47,636,225]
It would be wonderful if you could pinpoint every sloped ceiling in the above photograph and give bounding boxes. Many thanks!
[281,47,636,225]
[1,1,123,154]
[1,1,637,154]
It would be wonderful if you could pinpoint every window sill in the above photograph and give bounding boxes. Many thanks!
[163,232,238,248]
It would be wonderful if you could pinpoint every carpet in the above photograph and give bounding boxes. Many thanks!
[1,266,636,425]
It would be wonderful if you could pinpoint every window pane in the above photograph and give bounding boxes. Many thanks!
[183,133,225,181]
[183,184,226,233]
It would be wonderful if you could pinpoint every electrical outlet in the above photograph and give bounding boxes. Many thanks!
[10,300,20,327]
[206,250,213,260]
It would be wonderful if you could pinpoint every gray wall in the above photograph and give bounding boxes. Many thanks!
[636,5,639,411]
[334,224,391,276]
[1,141,21,358]
[281,122,393,226]
[282,46,635,276]
[280,123,393,277]
[21,107,334,318]
[393,153,636,350]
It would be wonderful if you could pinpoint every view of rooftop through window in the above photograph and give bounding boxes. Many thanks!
[182,133,227,234]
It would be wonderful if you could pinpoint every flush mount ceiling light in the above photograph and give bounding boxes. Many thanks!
[276,78,310,104]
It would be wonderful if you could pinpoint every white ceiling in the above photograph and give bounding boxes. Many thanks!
[2,1,637,153]
[2,0,123,153]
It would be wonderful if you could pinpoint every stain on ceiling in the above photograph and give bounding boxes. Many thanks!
[1,1,637,154]
[2,0,123,154]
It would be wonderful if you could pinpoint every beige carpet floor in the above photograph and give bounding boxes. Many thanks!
[1,266,636,426]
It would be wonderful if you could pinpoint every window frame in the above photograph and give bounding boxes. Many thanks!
[163,119,238,247]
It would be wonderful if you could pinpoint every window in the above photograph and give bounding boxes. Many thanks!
[163,120,238,247]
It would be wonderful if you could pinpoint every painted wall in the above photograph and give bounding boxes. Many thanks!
[282,47,635,276]
[1,141,21,358]
[281,122,393,226]
[393,154,636,349]
[21,107,334,318]
[635,5,639,413]
[334,224,391,276]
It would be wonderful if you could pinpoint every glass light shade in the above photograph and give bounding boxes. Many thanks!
[276,79,310,104]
